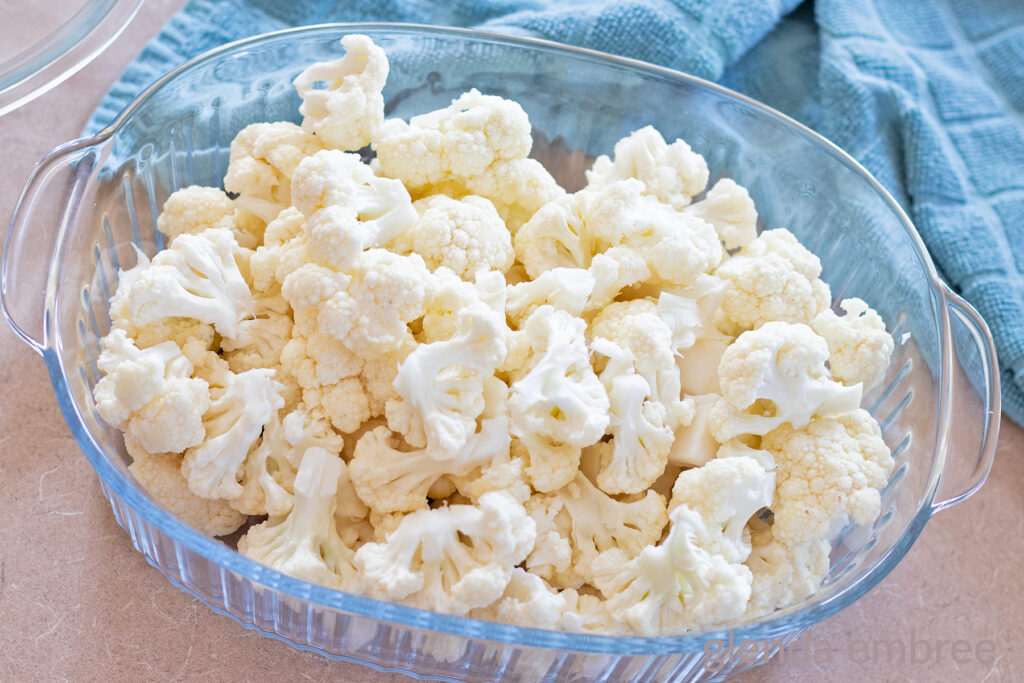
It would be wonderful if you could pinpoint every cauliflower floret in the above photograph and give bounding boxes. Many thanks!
[586,246,650,310]
[156,186,240,244]
[684,178,758,250]
[354,380,510,514]
[290,150,419,266]
[373,88,532,191]
[588,338,673,495]
[512,182,625,277]
[470,568,566,629]
[93,329,209,454]
[515,179,721,287]
[110,228,254,341]
[374,89,563,231]
[180,367,285,500]
[505,267,595,326]
[715,228,832,332]
[354,491,535,616]
[295,249,433,357]
[612,193,723,290]
[761,409,894,546]
[293,34,388,151]
[708,321,863,442]
[812,297,894,389]
[239,447,358,590]
[221,298,293,373]
[229,409,296,516]
[387,303,506,457]
[586,126,709,210]
[560,588,618,634]
[591,505,752,635]
[744,516,831,617]
[524,471,667,589]
[456,157,566,232]
[281,405,344,465]
[249,207,311,294]
[224,122,323,222]
[124,434,245,537]
[590,299,688,427]
[668,456,775,562]
[389,194,513,278]
[508,306,610,493]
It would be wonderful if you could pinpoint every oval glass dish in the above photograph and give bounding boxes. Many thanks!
[1,24,1001,682]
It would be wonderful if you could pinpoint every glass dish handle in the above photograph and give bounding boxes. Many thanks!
[1,139,95,353]
[932,287,1001,512]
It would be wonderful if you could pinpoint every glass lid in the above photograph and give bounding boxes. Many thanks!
[0,0,143,116]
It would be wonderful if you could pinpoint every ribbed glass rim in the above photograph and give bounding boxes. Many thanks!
[45,22,954,655]
[0,0,143,117]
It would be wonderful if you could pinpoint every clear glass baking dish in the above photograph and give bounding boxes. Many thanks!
[0,0,143,117]
[1,24,1001,682]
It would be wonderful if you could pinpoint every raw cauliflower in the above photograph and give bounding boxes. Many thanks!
[93,329,209,454]
[716,228,831,332]
[507,306,610,492]
[586,125,709,210]
[389,194,513,278]
[89,33,903,637]
[293,34,388,151]
[762,409,894,546]
[524,471,667,589]
[224,121,323,222]
[812,297,895,389]
[708,321,863,442]
[354,491,535,616]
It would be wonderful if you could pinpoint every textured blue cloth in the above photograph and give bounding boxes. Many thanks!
[84,0,1024,426]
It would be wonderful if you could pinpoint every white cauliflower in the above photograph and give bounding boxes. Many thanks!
[354,491,535,615]
[239,447,359,590]
[586,126,709,210]
[180,367,284,500]
[591,505,752,635]
[762,409,894,546]
[389,194,513,277]
[93,329,209,454]
[684,178,758,249]
[590,299,688,427]
[248,207,310,293]
[505,267,595,326]
[508,306,610,492]
[290,149,419,266]
[744,516,831,617]
[374,89,563,231]
[124,434,245,537]
[586,246,650,310]
[588,338,673,495]
[224,121,323,222]
[287,249,433,358]
[293,34,388,151]
[812,297,894,389]
[388,302,505,457]
[373,88,532,191]
[708,321,863,442]
[110,229,254,341]
[524,471,667,589]
[715,228,831,332]
[668,455,775,562]
[157,185,262,249]
[470,568,566,629]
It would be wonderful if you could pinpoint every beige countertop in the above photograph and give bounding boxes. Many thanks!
[1,1,1020,681]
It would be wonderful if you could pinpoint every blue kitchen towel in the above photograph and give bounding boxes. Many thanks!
[83,0,1024,427]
